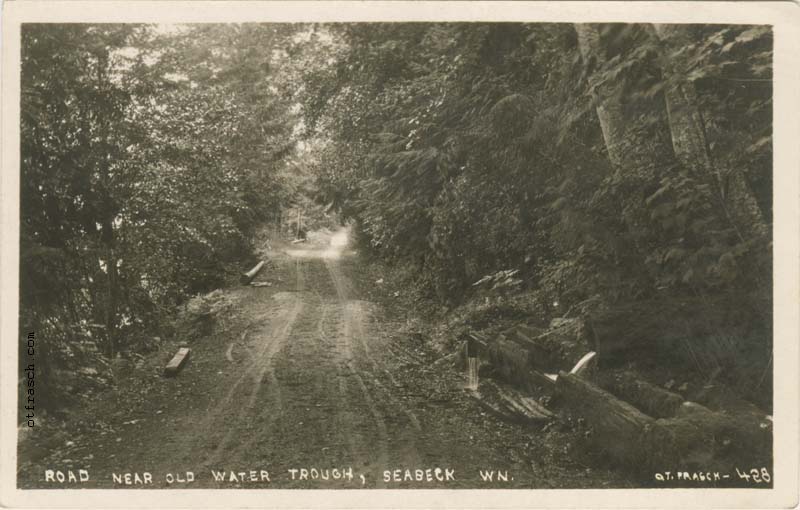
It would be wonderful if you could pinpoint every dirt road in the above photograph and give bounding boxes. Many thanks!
[18,228,632,489]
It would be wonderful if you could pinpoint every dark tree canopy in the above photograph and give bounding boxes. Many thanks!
[295,22,772,406]
[19,22,773,412]
[20,23,300,406]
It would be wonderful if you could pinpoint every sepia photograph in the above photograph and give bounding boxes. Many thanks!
[1,2,798,508]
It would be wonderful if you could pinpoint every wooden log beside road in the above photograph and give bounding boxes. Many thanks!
[596,370,684,418]
[164,347,191,377]
[556,371,771,471]
[241,260,266,285]
[556,371,653,465]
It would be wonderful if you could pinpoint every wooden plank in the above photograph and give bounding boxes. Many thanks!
[491,380,554,420]
[570,351,597,375]
[164,347,191,377]
[432,349,462,369]
[467,332,489,351]
[513,324,545,342]
[470,379,553,423]
[240,260,266,284]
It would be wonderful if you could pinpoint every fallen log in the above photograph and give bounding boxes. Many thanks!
[164,347,191,377]
[470,379,553,424]
[596,370,684,418]
[555,371,653,465]
[464,323,769,471]
[556,372,772,471]
[643,401,772,471]
[692,380,770,421]
[241,260,266,285]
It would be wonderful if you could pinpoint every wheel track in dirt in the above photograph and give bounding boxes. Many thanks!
[17,228,638,490]
[323,256,422,474]
[312,290,373,477]
[208,246,401,485]
[113,231,479,485]
[201,257,305,468]
[336,302,390,486]
[226,281,364,470]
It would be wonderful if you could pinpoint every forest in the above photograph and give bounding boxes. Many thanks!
[21,24,299,402]
[18,22,773,487]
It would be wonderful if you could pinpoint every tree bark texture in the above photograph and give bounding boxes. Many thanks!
[574,24,677,182]
[652,24,768,240]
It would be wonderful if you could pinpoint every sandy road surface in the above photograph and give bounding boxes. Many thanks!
[18,228,632,489]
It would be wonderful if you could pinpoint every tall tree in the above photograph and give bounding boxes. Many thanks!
[20,23,301,408]
[652,23,769,241]
[574,24,677,181]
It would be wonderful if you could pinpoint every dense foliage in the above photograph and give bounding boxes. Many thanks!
[298,23,773,405]
[19,22,774,412]
[20,24,298,408]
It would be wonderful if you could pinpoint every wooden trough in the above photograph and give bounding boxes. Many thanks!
[463,321,772,469]
[464,322,771,471]
[464,331,564,424]
[466,328,584,395]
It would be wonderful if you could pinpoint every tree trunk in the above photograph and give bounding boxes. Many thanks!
[652,24,768,240]
[101,218,119,358]
[574,24,627,171]
[574,24,676,180]
[556,371,653,465]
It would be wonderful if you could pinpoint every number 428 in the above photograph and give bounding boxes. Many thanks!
[735,467,771,483]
